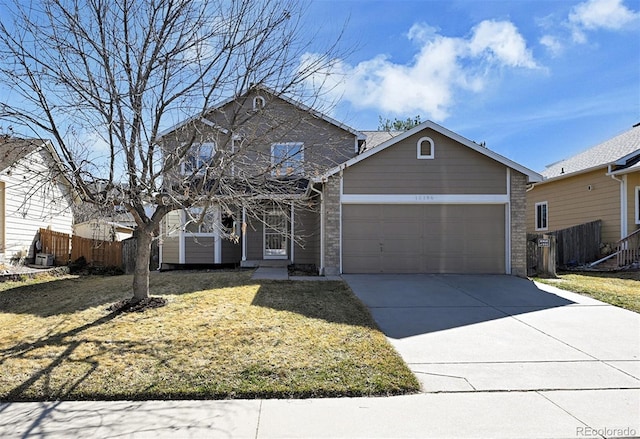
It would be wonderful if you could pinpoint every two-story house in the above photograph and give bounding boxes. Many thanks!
[158,87,542,276]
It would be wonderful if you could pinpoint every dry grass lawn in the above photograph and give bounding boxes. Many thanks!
[535,271,640,313]
[0,270,419,401]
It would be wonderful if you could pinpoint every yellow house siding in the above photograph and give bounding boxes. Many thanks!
[343,128,507,195]
[526,169,620,244]
[627,171,640,232]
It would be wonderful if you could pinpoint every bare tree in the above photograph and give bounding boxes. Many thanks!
[0,0,344,303]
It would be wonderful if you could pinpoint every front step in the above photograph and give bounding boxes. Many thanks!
[241,259,290,268]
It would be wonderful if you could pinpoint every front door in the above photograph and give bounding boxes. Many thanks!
[264,209,288,259]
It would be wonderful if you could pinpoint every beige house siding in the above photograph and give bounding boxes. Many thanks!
[162,90,358,187]
[293,205,319,266]
[627,171,640,233]
[343,128,507,195]
[162,237,180,264]
[160,210,181,264]
[0,148,74,263]
[526,169,620,244]
[184,236,215,263]
[245,216,265,260]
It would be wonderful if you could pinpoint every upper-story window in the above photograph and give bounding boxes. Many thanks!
[271,142,304,177]
[417,137,435,159]
[181,142,215,175]
[535,201,548,231]
[253,96,266,111]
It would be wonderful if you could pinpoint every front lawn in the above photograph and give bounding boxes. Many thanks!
[534,271,640,313]
[0,271,419,401]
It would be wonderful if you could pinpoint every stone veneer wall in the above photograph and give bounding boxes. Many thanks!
[510,170,528,277]
[323,175,342,275]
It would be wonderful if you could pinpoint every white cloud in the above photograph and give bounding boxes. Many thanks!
[569,0,639,31]
[468,20,538,68]
[541,0,639,50]
[300,20,538,121]
[539,35,564,56]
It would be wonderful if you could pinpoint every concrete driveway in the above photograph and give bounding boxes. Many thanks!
[343,274,640,393]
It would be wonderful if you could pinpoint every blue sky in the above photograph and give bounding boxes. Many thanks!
[300,0,640,172]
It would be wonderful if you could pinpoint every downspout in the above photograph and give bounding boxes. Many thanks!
[310,184,325,275]
[241,207,247,262]
[609,165,627,238]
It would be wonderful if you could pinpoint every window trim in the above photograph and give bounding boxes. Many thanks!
[183,207,218,235]
[253,96,266,111]
[181,142,216,175]
[271,142,304,177]
[535,201,548,231]
[417,137,435,159]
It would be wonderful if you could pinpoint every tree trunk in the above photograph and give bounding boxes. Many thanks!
[132,229,152,301]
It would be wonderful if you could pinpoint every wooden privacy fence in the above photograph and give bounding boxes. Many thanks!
[71,235,122,267]
[39,228,156,269]
[38,228,70,266]
[527,220,601,275]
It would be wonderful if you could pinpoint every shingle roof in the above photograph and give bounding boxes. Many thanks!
[542,123,640,179]
[361,131,404,151]
[0,138,40,171]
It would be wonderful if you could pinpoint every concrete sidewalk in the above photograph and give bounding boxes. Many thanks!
[1,389,638,438]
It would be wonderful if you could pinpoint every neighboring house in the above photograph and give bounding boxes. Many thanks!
[526,123,640,253]
[0,138,75,264]
[73,219,134,242]
[158,88,542,276]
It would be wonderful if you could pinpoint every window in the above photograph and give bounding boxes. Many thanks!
[253,96,266,111]
[636,187,640,225]
[417,137,434,159]
[184,207,217,234]
[535,201,548,231]
[271,142,304,176]
[182,142,215,175]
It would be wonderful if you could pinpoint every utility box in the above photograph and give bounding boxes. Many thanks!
[35,253,54,267]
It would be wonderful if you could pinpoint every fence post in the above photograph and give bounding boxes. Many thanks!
[537,234,557,277]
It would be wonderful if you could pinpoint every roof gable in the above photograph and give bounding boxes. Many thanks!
[316,120,542,183]
[541,123,640,180]
[158,86,365,140]
[0,138,41,171]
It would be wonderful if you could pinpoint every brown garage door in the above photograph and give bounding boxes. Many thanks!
[342,204,506,274]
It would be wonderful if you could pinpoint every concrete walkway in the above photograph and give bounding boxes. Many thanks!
[1,275,638,438]
[251,265,341,281]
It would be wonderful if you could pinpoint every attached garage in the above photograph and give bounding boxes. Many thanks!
[342,204,506,274]
[314,120,542,277]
